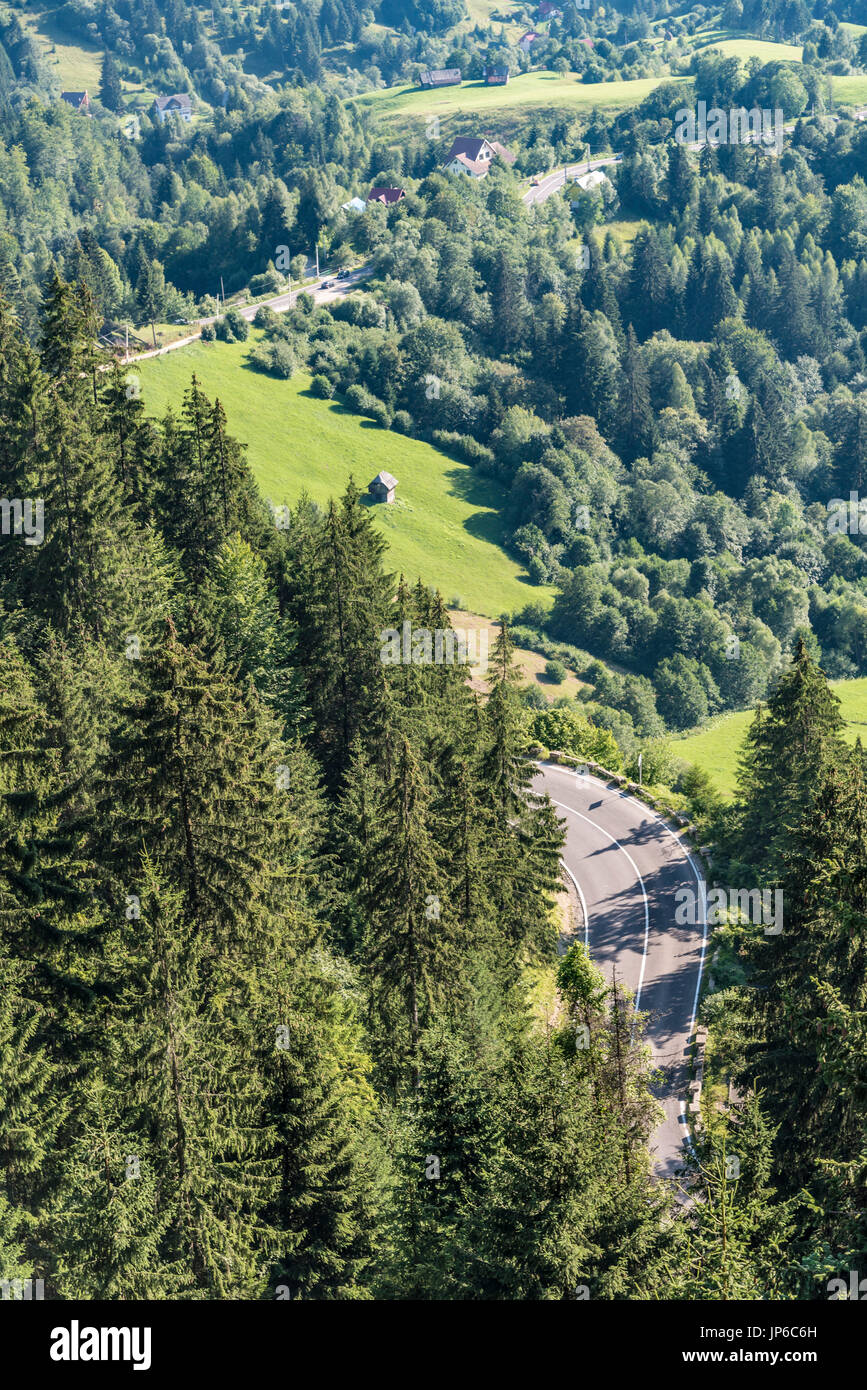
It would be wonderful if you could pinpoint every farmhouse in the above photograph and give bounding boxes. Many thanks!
[368,187,406,206]
[568,169,610,194]
[483,66,510,85]
[152,94,193,124]
[443,136,516,179]
[369,471,398,504]
[518,32,539,51]
[60,90,91,114]
[419,68,462,88]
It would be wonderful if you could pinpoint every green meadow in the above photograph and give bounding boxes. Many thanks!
[675,678,867,796]
[134,334,553,619]
[351,71,690,130]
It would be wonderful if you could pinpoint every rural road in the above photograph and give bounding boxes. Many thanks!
[123,265,373,364]
[522,154,623,206]
[535,762,707,1186]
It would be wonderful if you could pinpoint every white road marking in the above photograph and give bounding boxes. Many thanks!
[559,857,589,948]
[549,795,651,1020]
[582,778,709,1038]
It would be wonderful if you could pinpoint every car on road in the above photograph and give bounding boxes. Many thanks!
[530,176,541,187]
[320,279,335,289]
[336,268,350,279]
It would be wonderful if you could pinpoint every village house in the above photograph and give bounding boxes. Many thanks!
[152,93,193,124]
[483,66,510,86]
[341,196,367,213]
[367,187,406,206]
[518,32,539,52]
[566,168,611,211]
[568,169,610,195]
[419,68,462,89]
[538,2,562,16]
[60,90,91,114]
[368,471,398,504]
[442,136,516,180]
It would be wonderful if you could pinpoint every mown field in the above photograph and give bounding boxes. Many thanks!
[831,74,867,105]
[675,678,867,795]
[688,31,803,62]
[134,334,553,619]
[352,71,690,129]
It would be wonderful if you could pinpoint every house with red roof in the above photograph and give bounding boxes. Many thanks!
[367,187,406,206]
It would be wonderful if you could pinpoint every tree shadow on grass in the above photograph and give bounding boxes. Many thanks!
[443,465,537,587]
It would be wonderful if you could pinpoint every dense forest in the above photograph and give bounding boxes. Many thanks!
[0,0,865,1308]
[0,279,863,1299]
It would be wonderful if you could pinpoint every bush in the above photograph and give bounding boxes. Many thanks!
[251,341,296,379]
[345,382,390,425]
[392,410,414,435]
[253,305,279,330]
[200,322,216,342]
[249,269,283,296]
[544,659,567,684]
[531,707,622,770]
[310,374,335,399]
[431,429,497,472]
[214,308,250,343]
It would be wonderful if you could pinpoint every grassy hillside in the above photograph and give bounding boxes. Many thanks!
[135,334,552,619]
[831,74,867,105]
[19,5,103,90]
[675,678,867,796]
[352,71,690,130]
[689,32,803,62]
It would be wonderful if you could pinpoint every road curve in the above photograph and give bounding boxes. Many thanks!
[535,762,707,1185]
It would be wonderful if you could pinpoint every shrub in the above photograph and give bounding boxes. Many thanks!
[249,269,283,296]
[531,707,622,770]
[214,308,249,343]
[310,374,335,399]
[544,659,567,684]
[392,410,414,435]
[251,341,296,379]
[431,429,497,472]
[345,382,390,425]
[200,322,216,342]
[253,305,279,330]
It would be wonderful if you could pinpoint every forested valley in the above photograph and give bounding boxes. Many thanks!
[0,0,865,1313]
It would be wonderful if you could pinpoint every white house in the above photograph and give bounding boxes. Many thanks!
[152,94,193,124]
[341,197,367,213]
[570,169,610,193]
[443,136,516,180]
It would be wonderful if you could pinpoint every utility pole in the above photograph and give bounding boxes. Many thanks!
[125,323,129,360]
[220,276,225,308]
[638,751,643,787]
[315,243,320,277]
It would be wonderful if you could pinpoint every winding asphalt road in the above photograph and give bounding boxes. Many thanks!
[535,762,708,1185]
